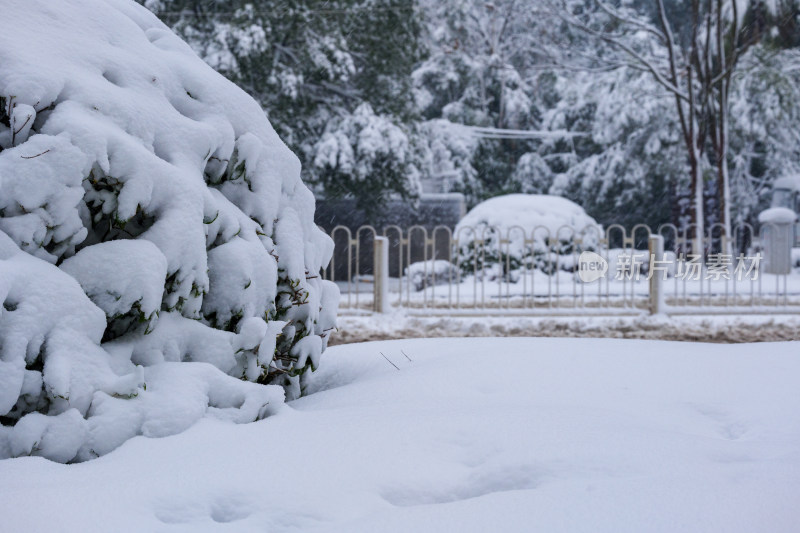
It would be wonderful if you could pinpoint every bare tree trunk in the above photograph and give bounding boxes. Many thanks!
[715,90,733,255]
[713,0,737,255]
[690,138,705,256]
[687,49,705,256]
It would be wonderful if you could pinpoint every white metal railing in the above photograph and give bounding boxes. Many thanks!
[321,222,800,316]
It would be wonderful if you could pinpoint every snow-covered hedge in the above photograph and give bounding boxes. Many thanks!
[0,0,337,462]
[454,194,602,278]
[405,260,459,291]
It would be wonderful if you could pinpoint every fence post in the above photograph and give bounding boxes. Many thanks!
[373,236,390,313]
[648,234,665,315]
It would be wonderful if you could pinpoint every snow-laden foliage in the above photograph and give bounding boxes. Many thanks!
[312,103,422,211]
[412,0,543,203]
[416,119,478,195]
[0,0,337,462]
[142,0,424,210]
[454,194,602,278]
[728,47,800,224]
[539,67,683,230]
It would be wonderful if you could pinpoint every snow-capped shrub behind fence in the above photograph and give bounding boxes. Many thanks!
[454,195,603,279]
[405,260,460,292]
[0,0,337,462]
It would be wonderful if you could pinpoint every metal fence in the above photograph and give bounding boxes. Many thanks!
[322,222,800,316]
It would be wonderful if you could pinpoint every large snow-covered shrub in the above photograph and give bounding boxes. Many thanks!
[454,194,602,278]
[0,0,337,462]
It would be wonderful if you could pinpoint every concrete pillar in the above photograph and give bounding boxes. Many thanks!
[648,235,665,315]
[373,236,390,313]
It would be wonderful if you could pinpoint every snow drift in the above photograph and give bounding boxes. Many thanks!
[1,337,798,531]
[0,0,337,462]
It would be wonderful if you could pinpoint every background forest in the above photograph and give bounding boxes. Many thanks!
[142,0,800,231]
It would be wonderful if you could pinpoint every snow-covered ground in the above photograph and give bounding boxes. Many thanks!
[2,337,798,532]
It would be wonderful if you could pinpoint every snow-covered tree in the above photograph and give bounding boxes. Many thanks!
[142,0,426,209]
[0,0,337,462]
[535,66,684,232]
[413,0,545,200]
[728,46,800,224]
[417,119,478,194]
[312,103,422,213]
[549,0,799,250]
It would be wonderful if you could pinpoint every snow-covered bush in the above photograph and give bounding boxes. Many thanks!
[454,194,602,278]
[405,260,459,291]
[0,0,337,462]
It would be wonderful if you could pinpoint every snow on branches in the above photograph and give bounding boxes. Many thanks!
[0,0,337,462]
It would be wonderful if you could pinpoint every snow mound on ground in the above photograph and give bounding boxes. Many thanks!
[0,0,336,462]
[454,194,602,276]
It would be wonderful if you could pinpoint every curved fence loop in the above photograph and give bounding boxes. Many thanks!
[631,224,652,250]
[657,223,680,251]
[682,223,702,256]
[732,222,756,257]
[503,225,529,309]
[406,225,430,306]
[579,224,602,245]
[330,225,354,308]
[706,222,728,255]
[605,224,628,249]
[430,225,454,306]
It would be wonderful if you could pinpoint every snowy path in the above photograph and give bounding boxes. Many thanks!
[1,337,798,532]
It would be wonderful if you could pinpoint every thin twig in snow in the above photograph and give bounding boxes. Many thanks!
[379,352,399,370]
[20,149,50,159]
[13,113,32,135]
